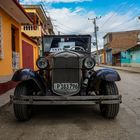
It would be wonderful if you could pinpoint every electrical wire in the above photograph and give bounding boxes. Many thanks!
[100,0,136,29]
[53,20,77,31]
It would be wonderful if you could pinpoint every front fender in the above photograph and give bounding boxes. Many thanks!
[12,69,46,92]
[88,68,121,93]
[12,69,36,81]
[95,68,121,82]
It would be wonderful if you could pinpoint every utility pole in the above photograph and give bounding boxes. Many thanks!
[88,17,101,65]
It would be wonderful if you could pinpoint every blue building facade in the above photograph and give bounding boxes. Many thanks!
[121,45,140,67]
[106,49,112,65]
[121,51,131,65]
[105,45,140,67]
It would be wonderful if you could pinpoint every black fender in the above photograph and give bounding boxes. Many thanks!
[12,69,46,92]
[88,68,121,92]
[95,68,121,82]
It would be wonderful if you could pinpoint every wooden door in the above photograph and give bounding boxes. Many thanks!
[22,40,34,70]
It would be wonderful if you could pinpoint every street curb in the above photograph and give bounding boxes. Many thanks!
[0,89,14,109]
[98,65,140,74]
[0,81,17,95]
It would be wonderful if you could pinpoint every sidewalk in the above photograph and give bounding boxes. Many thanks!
[0,75,17,108]
[99,64,140,73]
[0,88,14,108]
[0,75,17,95]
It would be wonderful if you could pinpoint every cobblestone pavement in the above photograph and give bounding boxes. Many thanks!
[0,69,140,140]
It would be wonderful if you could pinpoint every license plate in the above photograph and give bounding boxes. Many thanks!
[54,83,79,91]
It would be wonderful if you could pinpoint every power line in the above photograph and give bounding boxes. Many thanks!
[53,20,76,31]
[98,4,140,37]
[41,0,59,35]
[100,0,136,29]
[111,11,140,29]
[100,2,127,29]
[55,25,72,32]
[55,25,78,34]
[99,10,140,34]
[40,0,75,35]
[41,0,51,17]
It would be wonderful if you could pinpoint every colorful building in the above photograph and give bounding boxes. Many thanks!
[99,49,106,64]
[103,30,140,67]
[91,49,106,64]
[121,44,140,67]
[0,0,40,77]
[21,5,54,55]
[0,0,30,76]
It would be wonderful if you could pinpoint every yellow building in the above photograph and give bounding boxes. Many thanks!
[0,0,39,77]
[100,49,106,64]
[22,5,54,55]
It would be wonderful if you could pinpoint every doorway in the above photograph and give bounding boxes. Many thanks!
[11,26,20,70]
[22,40,34,70]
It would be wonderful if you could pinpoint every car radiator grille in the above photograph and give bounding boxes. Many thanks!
[52,57,81,95]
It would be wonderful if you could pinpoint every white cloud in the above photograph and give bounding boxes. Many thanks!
[20,0,140,51]
[49,7,95,34]
[48,8,140,51]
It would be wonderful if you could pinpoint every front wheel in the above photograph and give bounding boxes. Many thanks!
[99,81,120,119]
[13,82,32,121]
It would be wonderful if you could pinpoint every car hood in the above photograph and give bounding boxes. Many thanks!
[47,50,87,58]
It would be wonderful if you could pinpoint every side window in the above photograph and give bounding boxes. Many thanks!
[0,16,4,59]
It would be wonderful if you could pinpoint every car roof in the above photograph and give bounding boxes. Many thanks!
[43,34,91,38]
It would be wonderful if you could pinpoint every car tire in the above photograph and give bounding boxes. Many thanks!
[99,81,119,119]
[13,82,32,121]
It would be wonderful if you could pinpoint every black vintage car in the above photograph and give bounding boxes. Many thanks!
[11,35,122,121]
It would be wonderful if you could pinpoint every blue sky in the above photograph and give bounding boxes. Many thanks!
[21,0,140,50]
[21,0,140,15]
[49,0,140,15]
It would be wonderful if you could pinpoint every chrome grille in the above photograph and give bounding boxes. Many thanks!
[52,56,80,95]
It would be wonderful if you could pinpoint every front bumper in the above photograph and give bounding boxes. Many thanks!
[10,95,122,105]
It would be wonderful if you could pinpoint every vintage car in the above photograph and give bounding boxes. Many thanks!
[11,35,122,121]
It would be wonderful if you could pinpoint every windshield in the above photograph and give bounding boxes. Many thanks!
[43,35,91,53]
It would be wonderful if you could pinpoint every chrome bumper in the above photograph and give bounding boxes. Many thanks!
[10,95,122,105]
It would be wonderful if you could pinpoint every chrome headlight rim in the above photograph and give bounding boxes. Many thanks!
[83,57,96,69]
[36,57,49,69]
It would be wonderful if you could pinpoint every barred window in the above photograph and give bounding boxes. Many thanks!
[0,16,4,59]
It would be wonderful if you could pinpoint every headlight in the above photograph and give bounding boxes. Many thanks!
[84,57,96,69]
[36,57,49,69]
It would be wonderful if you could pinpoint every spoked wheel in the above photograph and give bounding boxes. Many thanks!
[99,81,120,119]
[13,82,33,121]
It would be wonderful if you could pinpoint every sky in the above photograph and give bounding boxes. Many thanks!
[20,0,140,51]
